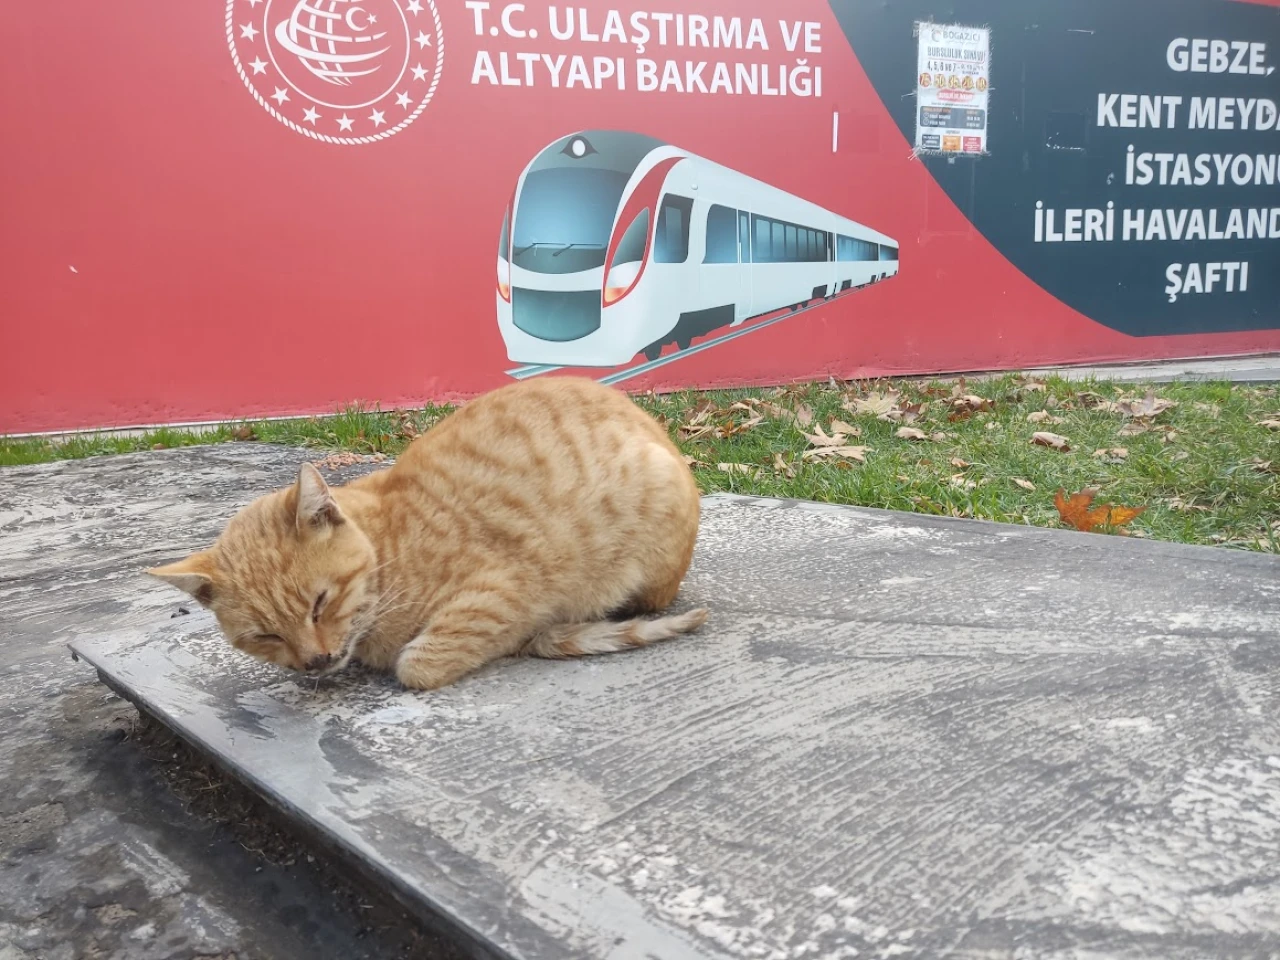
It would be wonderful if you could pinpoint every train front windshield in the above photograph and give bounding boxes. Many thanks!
[511,168,627,275]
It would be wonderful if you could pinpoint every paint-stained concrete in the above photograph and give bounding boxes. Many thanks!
[0,446,441,960]
[50,448,1280,960]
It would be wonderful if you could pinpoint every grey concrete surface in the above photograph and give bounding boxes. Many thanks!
[60,451,1280,960]
[0,446,445,960]
[1020,353,1280,384]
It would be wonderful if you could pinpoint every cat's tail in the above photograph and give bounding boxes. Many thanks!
[520,608,709,660]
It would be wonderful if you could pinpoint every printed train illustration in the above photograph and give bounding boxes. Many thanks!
[496,130,900,367]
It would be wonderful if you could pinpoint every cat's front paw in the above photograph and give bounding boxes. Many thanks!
[394,646,468,691]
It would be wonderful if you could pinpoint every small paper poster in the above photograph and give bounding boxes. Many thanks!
[914,22,990,155]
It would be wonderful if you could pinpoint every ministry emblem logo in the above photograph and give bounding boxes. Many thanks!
[227,0,443,144]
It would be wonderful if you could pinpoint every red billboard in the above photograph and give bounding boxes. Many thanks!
[4,0,1279,434]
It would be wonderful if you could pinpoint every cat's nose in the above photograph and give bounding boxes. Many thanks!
[305,653,333,672]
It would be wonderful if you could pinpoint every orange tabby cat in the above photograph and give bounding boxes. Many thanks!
[147,377,707,690]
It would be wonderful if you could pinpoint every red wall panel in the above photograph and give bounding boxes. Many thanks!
[2,0,1277,433]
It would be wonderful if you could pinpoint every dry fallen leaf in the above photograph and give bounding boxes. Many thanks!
[1092,447,1129,462]
[717,462,761,478]
[1031,431,1071,452]
[1169,450,1190,462]
[753,399,811,427]
[930,432,948,443]
[685,399,720,424]
[1075,391,1106,407]
[1027,411,1064,425]
[947,394,992,422]
[1117,422,1150,438]
[1054,488,1147,533]
[1161,429,1178,444]
[950,457,971,469]
[681,454,703,468]
[1165,496,1209,513]
[829,419,862,437]
[1249,458,1278,474]
[843,390,900,418]
[803,423,850,447]
[772,453,796,479]
[398,417,422,441]
[896,427,929,441]
[802,445,869,463]
[755,401,793,422]
[1013,478,1036,491]
[949,474,978,490]
[1258,419,1280,431]
[678,400,725,439]
[231,424,257,441]
[678,422,717,441]
[1106,389,1177,419]
[1194,402,1221,418]
[888,401,927,424]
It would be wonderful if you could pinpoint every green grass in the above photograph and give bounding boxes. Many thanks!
[4,375,1278,551]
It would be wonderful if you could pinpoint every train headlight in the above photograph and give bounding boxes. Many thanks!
[497,203,512,302]
[604,261,640,305]
[496,256,511,303]
[602,208,650,306]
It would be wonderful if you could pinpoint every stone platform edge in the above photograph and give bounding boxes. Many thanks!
[69,638,515,960]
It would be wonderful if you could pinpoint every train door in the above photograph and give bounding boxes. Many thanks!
[734,210,752,324]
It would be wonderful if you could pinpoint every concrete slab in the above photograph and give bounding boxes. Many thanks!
[1020,353,1280,385]
[70,474,1280,960]
[0,446,452,959]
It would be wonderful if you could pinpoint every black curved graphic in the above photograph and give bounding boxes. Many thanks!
[830,0,1280,336]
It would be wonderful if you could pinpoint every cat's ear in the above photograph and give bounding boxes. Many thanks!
[295,462,344,532]
[147,551,217,606]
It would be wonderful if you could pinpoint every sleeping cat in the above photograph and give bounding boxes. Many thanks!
[147,377,707,691]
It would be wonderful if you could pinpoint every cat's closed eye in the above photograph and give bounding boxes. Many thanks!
[256,634,284,644]
[311,591,329,622]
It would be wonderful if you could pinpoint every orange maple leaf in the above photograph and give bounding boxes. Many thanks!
[1054,488,1147,533]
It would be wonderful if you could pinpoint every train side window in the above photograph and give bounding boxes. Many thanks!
[655,194,694,263]
[704,204,738,264]
[754,215,771,262]
[738,211,750,262]
[771,222,784,263]
[784,224,797,262]
[879,244,899,261]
